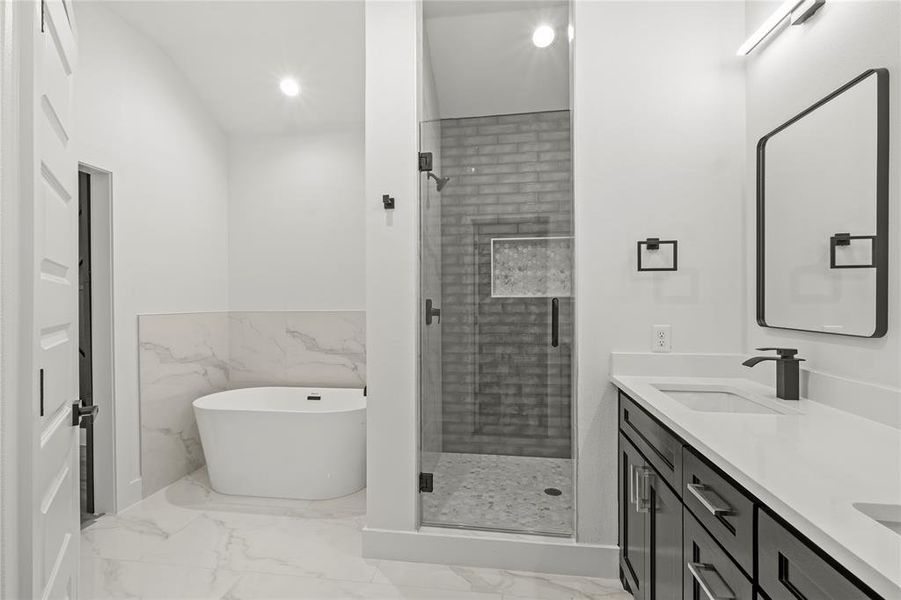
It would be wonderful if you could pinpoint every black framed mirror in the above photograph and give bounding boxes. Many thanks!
[757,68,889,338]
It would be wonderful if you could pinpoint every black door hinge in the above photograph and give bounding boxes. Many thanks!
[40,1,46,32]
[418,152,433,172]
[419,472,433,493]
[39,368,44,416]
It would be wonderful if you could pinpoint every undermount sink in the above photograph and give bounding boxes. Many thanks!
[854,503,901,536]
[652,383,797,415]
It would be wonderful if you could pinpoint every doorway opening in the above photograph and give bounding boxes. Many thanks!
[78,164,116,523]
[78,171,97,525]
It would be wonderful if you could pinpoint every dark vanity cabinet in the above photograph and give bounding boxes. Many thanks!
[617,390,884,600]
[619,433,682,600]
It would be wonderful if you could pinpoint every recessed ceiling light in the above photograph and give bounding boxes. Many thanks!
[532,24,555,48]
[279,77,301,97]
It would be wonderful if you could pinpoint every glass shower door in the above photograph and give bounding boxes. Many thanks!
[418,112,575,536]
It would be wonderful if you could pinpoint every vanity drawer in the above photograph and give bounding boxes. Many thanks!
[682,448,755,576]
[758,511,878,600]
[618,392,683,495]
[683,508,752,600]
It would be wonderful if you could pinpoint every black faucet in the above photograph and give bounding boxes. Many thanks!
[742,347,805,400]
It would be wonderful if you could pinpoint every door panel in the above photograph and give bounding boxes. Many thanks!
[648,475,681,599]
[417,112,575,536]
[619,433,647,600]
[32,0,80,598]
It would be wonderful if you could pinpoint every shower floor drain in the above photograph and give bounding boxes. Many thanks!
[544,487,562,496]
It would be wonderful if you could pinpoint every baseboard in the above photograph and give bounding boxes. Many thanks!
[362,526,619,578]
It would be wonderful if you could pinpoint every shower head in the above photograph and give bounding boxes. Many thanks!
[427,171,451,192]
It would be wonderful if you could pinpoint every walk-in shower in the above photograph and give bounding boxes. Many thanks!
[418,0,574,537]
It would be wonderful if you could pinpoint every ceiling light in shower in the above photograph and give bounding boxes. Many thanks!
[279,77,301,97]
[532,24,555,48]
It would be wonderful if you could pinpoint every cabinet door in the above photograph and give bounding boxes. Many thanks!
[647,474,682,599]
[619,433,648,600]
[758,511,876,600]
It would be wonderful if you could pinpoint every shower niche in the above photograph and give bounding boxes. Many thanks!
[491,236,573,298]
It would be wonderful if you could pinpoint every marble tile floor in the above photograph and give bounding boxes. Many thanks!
[80,468,628,600]
[421,453,573,535]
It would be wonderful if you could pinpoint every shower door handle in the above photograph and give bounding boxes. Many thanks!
[425,298,441,326]
[551,298,559,348]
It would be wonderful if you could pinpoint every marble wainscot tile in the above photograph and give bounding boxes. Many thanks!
[224,311,286,387]
[139,312,229,498]
[229,311,365,389]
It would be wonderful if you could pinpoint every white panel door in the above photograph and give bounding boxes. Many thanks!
[30,0,80,598]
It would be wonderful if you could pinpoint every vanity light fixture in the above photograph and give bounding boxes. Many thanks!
[532,24,555,48]
[279,76,301,97]
[736,0,824,56]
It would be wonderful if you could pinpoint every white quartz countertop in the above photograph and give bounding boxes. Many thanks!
[611,375,901,600]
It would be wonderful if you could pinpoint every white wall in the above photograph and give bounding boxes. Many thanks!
[227,129,365,310]
[745,1,901,393]
[572,1,746,544]
[363,0,421,534]
[75,2,230,509]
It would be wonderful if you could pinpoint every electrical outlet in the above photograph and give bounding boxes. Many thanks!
[652,325,672,353]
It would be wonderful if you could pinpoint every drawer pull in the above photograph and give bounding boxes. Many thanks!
[687,562,735,600]
[687,483,733,516]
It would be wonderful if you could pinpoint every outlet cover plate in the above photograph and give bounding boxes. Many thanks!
[652,324,672,353]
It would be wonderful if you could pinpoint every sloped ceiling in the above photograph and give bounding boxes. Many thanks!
[107,0,364,135]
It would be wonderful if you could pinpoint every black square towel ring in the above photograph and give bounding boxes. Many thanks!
[829,233,877,269]
[637,238,678,272]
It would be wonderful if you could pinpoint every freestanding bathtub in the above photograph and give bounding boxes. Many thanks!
[193,387,366,500]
